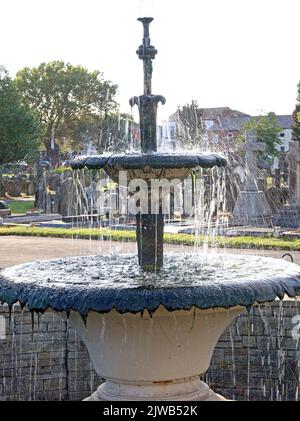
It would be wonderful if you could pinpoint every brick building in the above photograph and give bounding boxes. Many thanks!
[163,107,293,152]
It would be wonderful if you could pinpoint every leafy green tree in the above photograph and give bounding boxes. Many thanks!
[0,67,41,164]
[15,61,117,163]
[55,112,135,155]
[292,82,300,142]
[238,113,282,157]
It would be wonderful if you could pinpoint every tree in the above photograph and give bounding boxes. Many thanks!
[55,112,135,155]
[237,113,282,157]
[174,100,206,149]
[96,113,136,153]
[292,82,300,142]
[0,67,41,164]
[15,61,118,164]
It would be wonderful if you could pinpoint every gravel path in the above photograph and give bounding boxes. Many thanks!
[1,235,300,268]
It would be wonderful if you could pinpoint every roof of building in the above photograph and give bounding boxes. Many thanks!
[168,107,293,131]
[274,115,293,129]
[210,115,293,132]
[197,107,250,119]
[168,106,250,123]
[214,116,251,131]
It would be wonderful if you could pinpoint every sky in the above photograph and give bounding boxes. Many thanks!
[1,0,300,122]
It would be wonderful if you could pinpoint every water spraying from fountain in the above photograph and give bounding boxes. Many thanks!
[71,17,226,272]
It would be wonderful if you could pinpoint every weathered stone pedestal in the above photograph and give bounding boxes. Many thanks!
[84,378,226,401]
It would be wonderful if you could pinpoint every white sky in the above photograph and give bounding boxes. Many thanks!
[1,0,299,122]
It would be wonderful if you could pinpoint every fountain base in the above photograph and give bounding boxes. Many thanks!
[69,306,242,402]
[1,254,299,401]
[83,377,226,401]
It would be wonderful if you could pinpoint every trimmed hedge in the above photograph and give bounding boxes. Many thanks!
[1,226,300,250]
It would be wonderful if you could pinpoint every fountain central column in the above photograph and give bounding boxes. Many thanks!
[130,17,166,272]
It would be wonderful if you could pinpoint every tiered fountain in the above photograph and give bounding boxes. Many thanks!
[1,18,300,401]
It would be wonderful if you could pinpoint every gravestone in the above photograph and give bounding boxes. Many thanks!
[58,177,88,217]
[27,175,36,196]
[273,140,300,227]
[266,186,287,214]
[279,150,289,184]
[34,161,51,211]
[0,200,11,217]
[48,173,62,191]
[19,174,29,195]
[5,177,22,197]
[0,180,5,198]
[0,200,9,209]
[57,178,73,216]
[63,169,73,181]
[288,141,300,207]
[272,168,281,189]
[231,131,272,226]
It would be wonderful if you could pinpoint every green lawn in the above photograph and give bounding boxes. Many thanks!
[8,200,35,214]
[0,225,300,251]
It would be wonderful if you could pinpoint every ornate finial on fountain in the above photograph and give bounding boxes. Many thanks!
[130,17,165,153]
[136,17,157,95]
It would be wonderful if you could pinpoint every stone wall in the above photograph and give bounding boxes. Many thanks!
[0,301,299,401]
[206,300,300,401]
[0,305,102,401]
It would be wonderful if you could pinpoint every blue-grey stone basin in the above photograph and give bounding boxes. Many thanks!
[0,253,300,316]
[69,152,227,171]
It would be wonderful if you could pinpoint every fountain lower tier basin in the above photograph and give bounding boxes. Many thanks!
[0,254,299,315]
[1,253,300,400]
[69,306,241,400]
[69,152,227,182]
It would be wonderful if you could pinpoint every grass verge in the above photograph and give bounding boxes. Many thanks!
[0,225,300,251]
[8,200,35,214]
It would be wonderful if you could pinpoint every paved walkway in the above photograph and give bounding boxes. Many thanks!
[1,235,300,268]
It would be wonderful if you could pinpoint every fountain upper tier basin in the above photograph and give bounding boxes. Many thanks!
[0,254,299,316]
[69,153,227,181]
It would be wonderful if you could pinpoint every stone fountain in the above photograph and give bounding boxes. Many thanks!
[70,17,226,272]
[1,18,300,401]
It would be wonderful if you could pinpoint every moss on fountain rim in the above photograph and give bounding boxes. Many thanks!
[0,253,300,316]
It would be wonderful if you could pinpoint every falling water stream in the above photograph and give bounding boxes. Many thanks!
[1,164,300,400]
[1,158,300,400]
[1,140,300,401]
